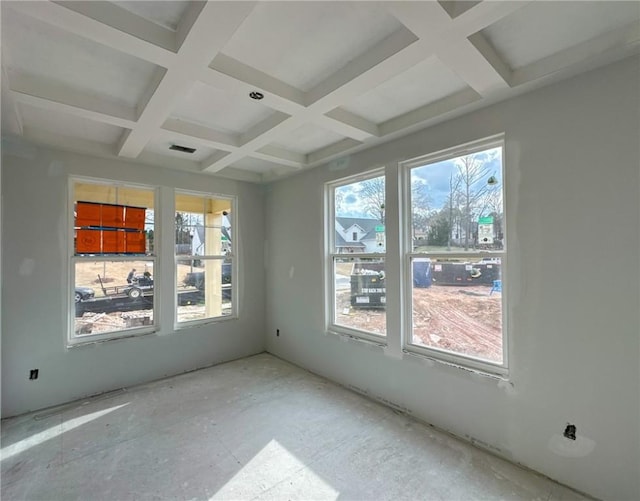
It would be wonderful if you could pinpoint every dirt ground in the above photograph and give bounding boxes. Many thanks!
[74,260,226,334]
[75,260,193,291]
[336,285,502,362]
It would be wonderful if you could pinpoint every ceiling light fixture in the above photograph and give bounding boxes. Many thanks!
[249,91,264,100]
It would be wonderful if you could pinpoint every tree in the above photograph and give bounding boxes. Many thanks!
[358,177,385,223]
[455,152,499,250]
[175,213,192,247]
[447,173,462,250]
[411,178,433,240]
[427,215,451,247]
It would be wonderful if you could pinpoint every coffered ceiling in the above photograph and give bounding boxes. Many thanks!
[2,1,638,182]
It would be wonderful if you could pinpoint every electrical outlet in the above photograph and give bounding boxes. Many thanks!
[29,369,39,380]
[276,329,280,337]
[564,423,577,440]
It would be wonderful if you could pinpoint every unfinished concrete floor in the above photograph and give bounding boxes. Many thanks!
[1,353,589,500]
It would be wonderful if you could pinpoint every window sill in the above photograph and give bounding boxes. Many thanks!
[325,327,387,349]
[175,314,238,331]
[402,348,509,381]
[67,326,158,349]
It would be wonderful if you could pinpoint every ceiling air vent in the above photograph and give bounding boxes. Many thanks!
[169,144,196,154]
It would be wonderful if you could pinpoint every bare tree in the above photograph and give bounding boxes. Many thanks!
[455,153,496,250]
[447,173,462,250]
[358,177,385,223]
[411,178,433,241]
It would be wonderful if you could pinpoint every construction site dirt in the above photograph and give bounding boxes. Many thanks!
[336,285,502,362]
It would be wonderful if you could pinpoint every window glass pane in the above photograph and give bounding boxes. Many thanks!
[410,147,503,253]
[410,257,502,362]
[74,183,155,255]
[176,194,231,257]
[334,175,385,254]
[334,257,386,336]
[177,258,232,323]
[74,260,154,335]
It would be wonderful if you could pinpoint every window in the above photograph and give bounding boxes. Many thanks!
[402,138,506,372]
[175,192,235,325]
[71,180,156,344]
[327,171,386,340]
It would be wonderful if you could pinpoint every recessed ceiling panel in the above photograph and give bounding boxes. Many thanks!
[221,2,402,91]
[19,103,124,144]
[112,1,191,31]
[271,123,346,154]
[482,1,640,70]
[144,137,215,162]
[2,7,160,109]
[170,82,274,135]
[341,56,469,124]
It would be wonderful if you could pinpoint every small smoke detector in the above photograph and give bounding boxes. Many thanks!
[169,144,196,154]
[249,91,264,100]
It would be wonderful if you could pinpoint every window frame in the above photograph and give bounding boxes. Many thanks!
[400,136,508,375]
[173,189,238,329]
[68,177,159,347]
[325,168,388,344]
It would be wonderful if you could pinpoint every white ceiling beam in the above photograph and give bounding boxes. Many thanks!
[467,32,513,87]
[1,63,23,136]
[451,1,534,39]
[210,54,306,114]
[199,66,303,116]
[161,118,239,150]
[204,114,307,172]
[512,20,640,87]
[9,73,137,129]
[118,2,257,158]
[175,1,206,50]
[379,87,481,136]
[387,1,517,97]
[252,145,306,169]
[53,1,177,52]
[436,38,510,96]
[5,1,174,68]
[239,112,292,146]
[321,109,380,138]
[306,26,420,108]
[307,138,362,165]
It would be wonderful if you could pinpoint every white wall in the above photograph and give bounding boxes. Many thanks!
[264,57,640,500]
[1,145,266,417]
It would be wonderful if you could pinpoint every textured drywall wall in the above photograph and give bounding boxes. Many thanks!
[1,146,266,417]
[264,57,640,500]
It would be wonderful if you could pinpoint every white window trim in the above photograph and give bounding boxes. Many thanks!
[67,177,159,347]
[173,189,238,330]
[325,168,387,343]
[400,135,508,376]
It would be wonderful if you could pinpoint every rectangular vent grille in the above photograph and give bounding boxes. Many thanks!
[169,144,196,154]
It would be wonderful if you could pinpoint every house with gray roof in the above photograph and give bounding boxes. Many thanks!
[335,217,385,253]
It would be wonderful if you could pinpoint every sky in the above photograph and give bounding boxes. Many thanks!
[336,147,502,218]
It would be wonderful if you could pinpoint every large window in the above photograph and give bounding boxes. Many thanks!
[175,192,235,325]
[71,180,156,345]
[327,171,386,340]
[324,136,507,374]
[403,138,506,372]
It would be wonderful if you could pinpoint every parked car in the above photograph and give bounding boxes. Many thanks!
[74,286,95,303]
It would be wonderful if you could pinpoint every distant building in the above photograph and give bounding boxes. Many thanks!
[335,217,385,253]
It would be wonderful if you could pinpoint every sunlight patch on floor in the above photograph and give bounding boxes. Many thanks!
[211,439,339,500]
[1,403,129,461]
